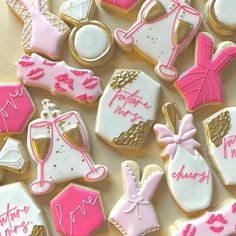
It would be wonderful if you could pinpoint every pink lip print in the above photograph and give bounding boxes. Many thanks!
[206,214,228,233]
[182,224,196,236]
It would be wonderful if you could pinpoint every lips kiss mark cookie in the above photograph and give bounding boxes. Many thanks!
[16,54,102,103]
[153,103,213,213]
[0,83,35,134]
[175,32,236,112]
[109,161,163,236]
[170,199,236,236]
[5,0,70,60]
[0,182,49,236]
[50,184,106,236]
[27,99,108,195]
[114,0,202,81]
[206,0,236,36]
[95,69,161,149]
[203,107,236,185]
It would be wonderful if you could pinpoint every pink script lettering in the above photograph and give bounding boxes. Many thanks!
[224,135,236,159]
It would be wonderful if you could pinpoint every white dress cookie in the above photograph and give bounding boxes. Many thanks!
[114,0,202,81]
[27,99,108,195]
[154,103,213,213]
[95,69,161,149]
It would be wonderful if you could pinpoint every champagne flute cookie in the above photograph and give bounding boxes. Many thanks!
[95,69,161,149]
[50,183,106,236]
[153,103,213,213]
[205,0,236,36]
[16,53,102,103]
[175,32,236,112]
[109,160,163,236]
[5,0,70,60]
[170,199,236,236]
[114,0,202,81]
[27,99,108,195]
[60,0,115,66]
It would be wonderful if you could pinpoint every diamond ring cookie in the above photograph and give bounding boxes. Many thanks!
[27,99,108,195]
[175,32,236,112]
[50,183,106,236]
[205,0,236,36]
[60,0,115,66]
[109,160,163,236]
[153,103,213,213]
[5,0,70,60]
[16,53,102,103]
[95,69,161,149]
[0,182,49,236]
[114,0,202,81]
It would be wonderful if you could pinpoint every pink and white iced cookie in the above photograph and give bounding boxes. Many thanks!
[95,69,161,149]
[16,54,102,103]
[0,138,28,182]
[50,183,106,236]
[153,103,213,213]
[27,99,108,195]
[170,199,236,236]
[100,0,142,13]
[5,0,70,59]
[204,107,236,185]
[0,182,49,235]
[114,0,202,81]
[109,160,163,236]
[0,82,35,134]
[175,32,236,112]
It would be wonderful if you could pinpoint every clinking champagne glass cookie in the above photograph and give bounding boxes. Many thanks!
[60,0,115,66]
[153,103,213,213]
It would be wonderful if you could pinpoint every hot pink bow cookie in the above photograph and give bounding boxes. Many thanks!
[109,160,163,236]
[5,0,70,59]
[153,103,213,213]
[27,99,108,195]
[114,0,202,81]
[175,32,236,112]
[50,184,106,236]
[16,54,102,103]
[0,82,35,134]
[170,199,236,236]
[101,0,142,13]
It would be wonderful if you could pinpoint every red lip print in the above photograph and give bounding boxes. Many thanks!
[206,214,228,233]
[182,224,196,236]
[27,67,44,80]
[82,77,98,89]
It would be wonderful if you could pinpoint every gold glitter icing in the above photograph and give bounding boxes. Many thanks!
[113,120,153,148]
[207,111,232,147]
[29,225,46,236]
[110,70,140,90]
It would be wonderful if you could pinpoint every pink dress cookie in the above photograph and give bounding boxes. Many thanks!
[50,183,106,236]
[16,54,102,103]
[175,32,236,112]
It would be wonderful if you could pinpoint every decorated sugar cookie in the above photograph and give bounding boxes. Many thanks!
[0,182,49,235]
[95,69,161,149]
[27,99,108,195]
[109,160,163,236]
[114,0,202,81]
[170,199,236,236]
[0,82,35,134]
[60,0,115,66]
[5,0,70,59]
[175,32,236,112]
[153,103,213,213]
[16,54,102,103]
[100,0,142,13]
[50,183,106,236]
[203,107,236,185]
[206,0,236,36]
[0,138,28,182]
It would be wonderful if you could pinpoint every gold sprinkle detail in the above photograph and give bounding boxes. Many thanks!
[29,225,46,236]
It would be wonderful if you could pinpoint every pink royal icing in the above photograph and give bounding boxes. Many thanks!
[175,32,236,112]
[0,83,35,134]
[171,200,236,236]
[102,0,139,10]
[16,54,102,103]
[50,184,105,236]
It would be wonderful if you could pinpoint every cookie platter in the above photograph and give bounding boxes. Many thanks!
[1,0,236,235]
